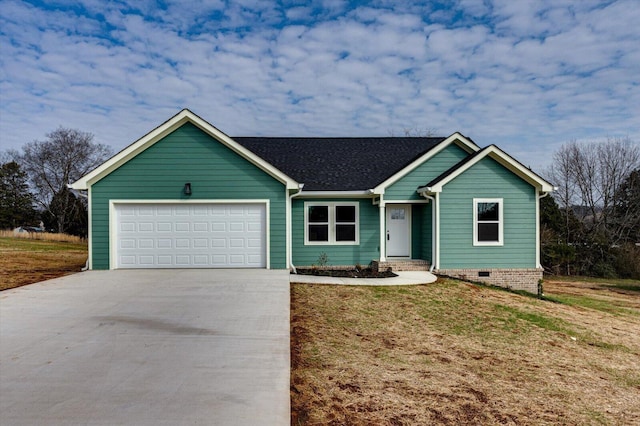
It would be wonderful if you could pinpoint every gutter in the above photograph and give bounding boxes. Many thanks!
[298,190,376,198]
[288,184,305,274]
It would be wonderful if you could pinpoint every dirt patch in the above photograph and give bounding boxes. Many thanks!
[291,278,640,425]
[0,237,87,291]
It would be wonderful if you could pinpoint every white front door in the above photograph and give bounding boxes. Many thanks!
[386,204,410,257]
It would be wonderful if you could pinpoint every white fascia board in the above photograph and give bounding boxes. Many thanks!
[418,145,554,194]
[371,132,479,194]
[71,109,299,190]
[299,190,375,198]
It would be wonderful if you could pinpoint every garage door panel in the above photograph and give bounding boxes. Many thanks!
[157,239,172,248]
[115,203,266,269]
[211,238,226,248]
[138,222,153,232]
[211,223,226,232]
[176,238,190,248]
[157,222,172,232]
[175,222,190,232]
[120,222,135,232]
[193,222,208,232]
[139,239,154,249]
[193,238,208,248]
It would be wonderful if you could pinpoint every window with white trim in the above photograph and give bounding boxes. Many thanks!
[473,198,503,246]
[305,202,359,245]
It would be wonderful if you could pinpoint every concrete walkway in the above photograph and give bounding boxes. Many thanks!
[290,270,438,285]
[0,269,290,426]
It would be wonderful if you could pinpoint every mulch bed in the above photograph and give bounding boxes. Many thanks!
[295,267,397,278]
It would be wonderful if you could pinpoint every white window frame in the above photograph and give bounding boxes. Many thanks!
[473,198,503,246]
[304,202,359,245]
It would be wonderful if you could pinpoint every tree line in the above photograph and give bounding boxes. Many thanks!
[542,137,640,279]
[1,128,112,237]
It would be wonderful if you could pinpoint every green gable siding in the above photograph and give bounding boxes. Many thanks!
[90,123,287,269]
[385,144,469,200]
[292,198,379,266]
[439,157,537,268]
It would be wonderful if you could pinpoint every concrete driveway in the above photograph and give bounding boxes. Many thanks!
[0,269,290,426]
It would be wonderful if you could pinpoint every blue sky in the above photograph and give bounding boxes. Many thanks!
[1,0,638,172]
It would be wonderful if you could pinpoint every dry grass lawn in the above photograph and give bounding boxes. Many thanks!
[0,236,88,291]
[291,276,640,425]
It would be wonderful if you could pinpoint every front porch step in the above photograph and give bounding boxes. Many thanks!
[372,259,431,272]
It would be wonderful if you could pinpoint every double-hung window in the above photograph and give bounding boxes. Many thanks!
[473,198,503,246]
[305,202,359,245]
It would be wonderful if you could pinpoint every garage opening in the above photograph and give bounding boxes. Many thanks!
[113,202,266,268]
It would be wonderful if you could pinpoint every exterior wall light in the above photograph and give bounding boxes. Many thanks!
[184,182,192,195]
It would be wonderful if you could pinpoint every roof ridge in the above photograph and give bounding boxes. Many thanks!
[232,136,446,139]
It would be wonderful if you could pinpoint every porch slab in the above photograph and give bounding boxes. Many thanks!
[289,270,437,286]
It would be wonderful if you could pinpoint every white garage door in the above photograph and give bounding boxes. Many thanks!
[114,203,266,268]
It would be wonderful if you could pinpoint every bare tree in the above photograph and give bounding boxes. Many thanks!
[14,127,112,234]
[387,127,438,137]
[546,141,579,244]
[544,136,640,275]
[598,139,640,241]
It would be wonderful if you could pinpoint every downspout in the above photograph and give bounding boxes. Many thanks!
[288,184,304,274]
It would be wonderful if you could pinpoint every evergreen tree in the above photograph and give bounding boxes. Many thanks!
[0,161,37,229]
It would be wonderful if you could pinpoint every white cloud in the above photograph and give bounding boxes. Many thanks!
[0,0,638,173]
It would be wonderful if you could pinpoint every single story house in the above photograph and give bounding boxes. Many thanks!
[71,109,554,293]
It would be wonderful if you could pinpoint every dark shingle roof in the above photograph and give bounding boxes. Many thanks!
[233,137,446,191]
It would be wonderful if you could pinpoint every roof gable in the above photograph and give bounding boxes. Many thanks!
[418,145,555,194]
[371,132,479,194]
[70,109,299,190]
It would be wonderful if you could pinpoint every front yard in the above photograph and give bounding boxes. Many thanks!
[291,276,640,425]
[0,236,87,291]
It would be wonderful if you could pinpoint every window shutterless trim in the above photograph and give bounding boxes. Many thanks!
[304,201,359,245]
[473,198,503,246]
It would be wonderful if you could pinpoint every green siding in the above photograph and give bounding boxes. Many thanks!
[411,204,423,259]
[292,198,379,266]
[408,203,433,263]
[90,123,287,269]
[421,203,433,263]
[385,144,469,200]
[439,157,537,268]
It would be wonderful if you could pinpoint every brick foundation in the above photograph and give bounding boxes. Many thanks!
[372,260,431,272]
[435,268,543,294]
